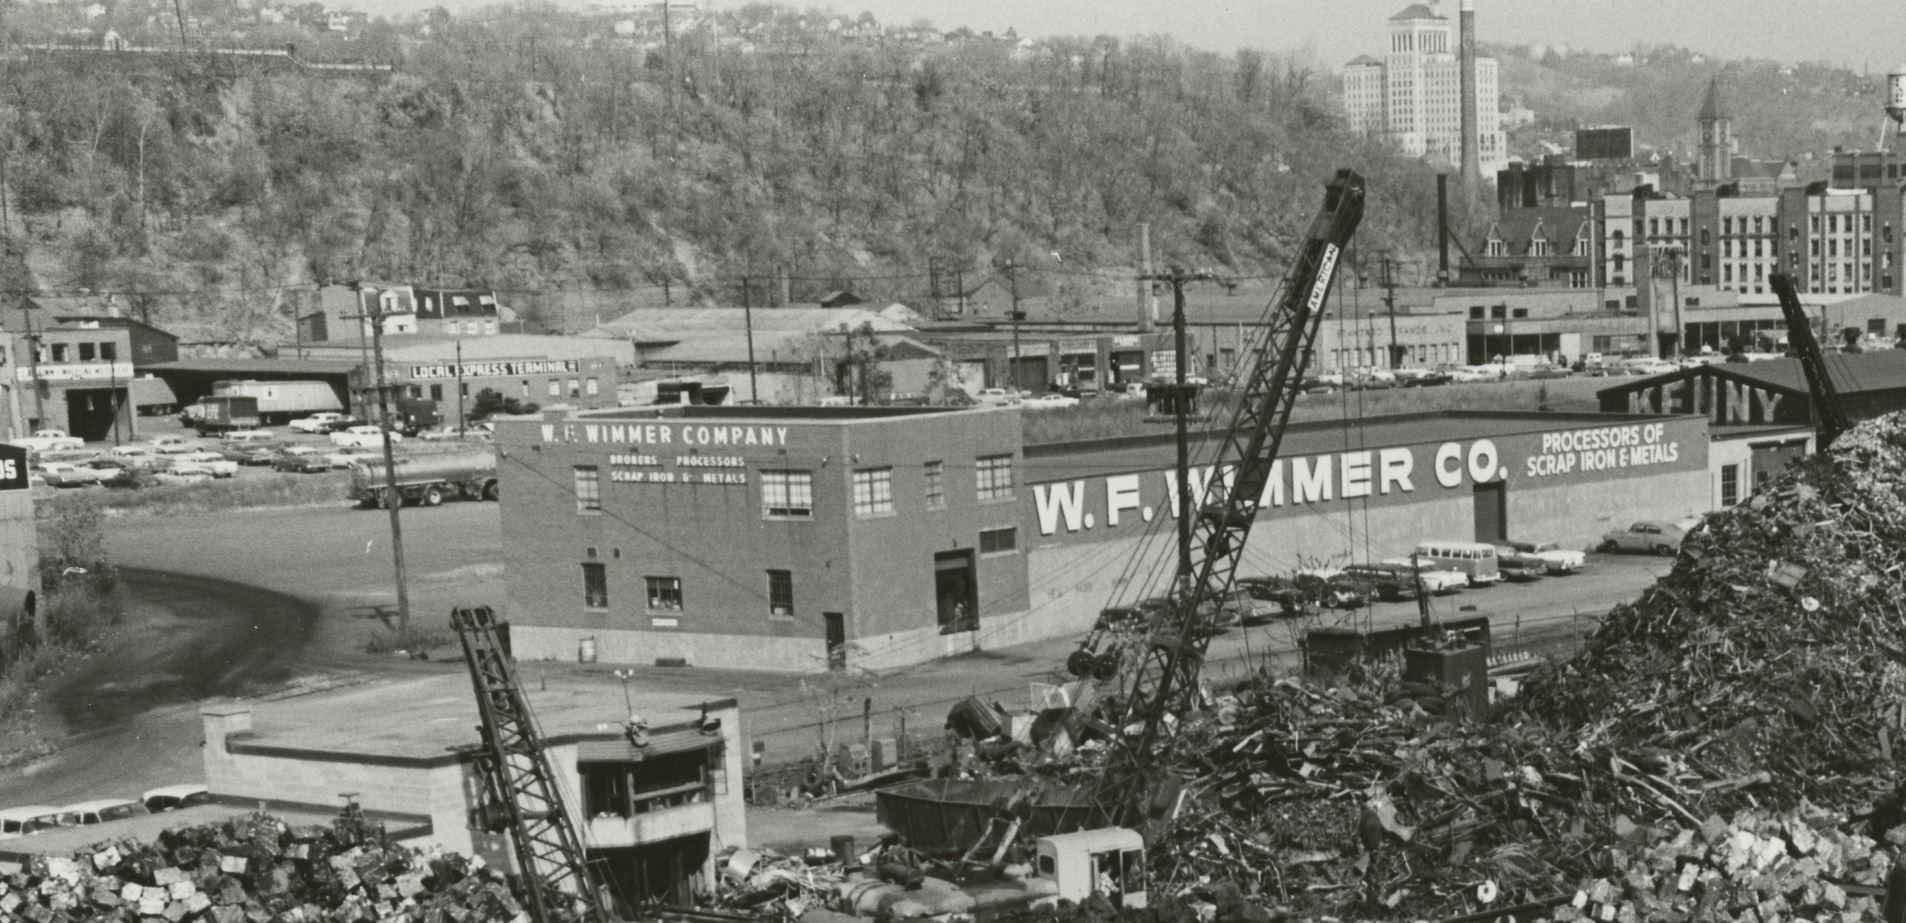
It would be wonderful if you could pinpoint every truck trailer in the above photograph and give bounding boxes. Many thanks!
[182,396,263,435]
[209,379,346,425]
[348,450,497,508]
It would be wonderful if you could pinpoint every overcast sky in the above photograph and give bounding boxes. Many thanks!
[818,0,1906,73]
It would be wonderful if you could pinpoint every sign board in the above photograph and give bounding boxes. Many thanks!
[0,444,26,492]
[406,359,582,381]
[1028,419,1703,542]
[16,362,135,383]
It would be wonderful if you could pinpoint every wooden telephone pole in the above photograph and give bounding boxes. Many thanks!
[343,284,413,640]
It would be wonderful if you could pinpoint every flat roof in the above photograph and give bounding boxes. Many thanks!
[143,358,360,376]
[561,405,986,423]
[1711,423,1813,441]
[1598,351,1906,397]
[226,675,728,765]
[1025,410,1702,482]
[0,802,426,861]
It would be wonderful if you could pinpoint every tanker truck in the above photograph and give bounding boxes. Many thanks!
[348,450,497,509]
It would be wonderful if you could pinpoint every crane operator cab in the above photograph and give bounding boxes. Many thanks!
[1034,828,1148,909]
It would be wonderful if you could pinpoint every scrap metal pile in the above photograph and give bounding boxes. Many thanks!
[0,813,530,923]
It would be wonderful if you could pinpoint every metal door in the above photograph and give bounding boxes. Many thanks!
[1472,482,1507,542]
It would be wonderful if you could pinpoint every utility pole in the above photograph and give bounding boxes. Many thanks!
[454,338,465,435]
[24,306,42,430]
[1006,260,1023,392]
[1379,251,1401,368]
[742,277,759,404]
[1140,269,1212,599]
[344,284,413,641]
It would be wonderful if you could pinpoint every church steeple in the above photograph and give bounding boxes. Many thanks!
[1697,76,1732,186]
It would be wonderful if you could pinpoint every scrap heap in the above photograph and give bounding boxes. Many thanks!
[0,813,531,923]
[1519,411,1906,809]
[1022,413,1906,920]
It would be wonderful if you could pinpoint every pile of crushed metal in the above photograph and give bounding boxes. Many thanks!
[1517,411,1906,811]
[0,812,528,923]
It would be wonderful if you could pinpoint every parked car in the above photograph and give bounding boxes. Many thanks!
[221,429,277,444]
[147,434,189,448]
[1500,539,1586,575]
[330,425,403,448]
[106,445,160,471]
[56,799,146,826]
[1448,365,1505,383]
[1022,393,1081,411]
[1409,541,1504,587]
[290,413,353,434]
[219,441,283,465]
[975,388,1023,407]
[143,784,213,813]
[1235,576,1316,621]
[326,447,381,470]
[9,430,85,453]
[153,467,215,486]
[1598,520,1690,556]
[1490,544,1549,581]
[1391,367,1450,387]
[0,806,64,838]
[1618,357,1678,377]
[168,450,239,478]
[271,445,332,473]
[37,462,108,488]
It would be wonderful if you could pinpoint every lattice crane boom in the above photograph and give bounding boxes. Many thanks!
[1096,169,1366,827]
[1769,272,1850,449]
[452,606,613,923]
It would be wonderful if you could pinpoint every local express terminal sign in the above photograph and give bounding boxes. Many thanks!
[1030,421,1696,538]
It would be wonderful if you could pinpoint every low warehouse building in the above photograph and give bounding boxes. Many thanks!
[199,676,746,905]
[497,405,1711,673]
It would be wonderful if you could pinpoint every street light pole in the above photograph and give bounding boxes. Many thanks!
[1007,260,1022,392]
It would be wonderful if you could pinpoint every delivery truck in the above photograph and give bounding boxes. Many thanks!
[208,379,345,425]
[181,396,263,435]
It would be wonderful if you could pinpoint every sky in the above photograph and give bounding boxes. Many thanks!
[805,0,1906,72]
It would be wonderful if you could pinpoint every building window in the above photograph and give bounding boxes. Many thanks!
[575,466,601,513]
[78,343,96,361]
[761,470,814,519]
[101,342,117,361]
[1720,464,1741,507]
[50,343,67,362]
[521,380,531,398]
[430,384,444,401]
[976,454,1014,501]
[646,576,684,611]
[1484,238,1506,257]
[767,569,793,616]
[586,378,600,396]
[583,563,608,609]
[925,461,945,510]
[979,527,1018,555]
[548,379,561,398]
[852,467,894,517]
[1529,238,1550,257]
[568,379,581,398]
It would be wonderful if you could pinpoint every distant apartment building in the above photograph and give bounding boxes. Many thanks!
[1340,3,1507,175]
[303,283,507,345]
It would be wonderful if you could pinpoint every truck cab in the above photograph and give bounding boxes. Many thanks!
[1033,828,1147,910]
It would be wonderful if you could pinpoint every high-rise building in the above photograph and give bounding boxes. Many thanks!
[1340,3,1507,176]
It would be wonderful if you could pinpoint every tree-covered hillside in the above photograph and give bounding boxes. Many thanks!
[1494,42,1881,164]
[0,5,1459,342]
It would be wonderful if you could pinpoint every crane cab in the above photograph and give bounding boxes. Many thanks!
[1033,828,1147,909]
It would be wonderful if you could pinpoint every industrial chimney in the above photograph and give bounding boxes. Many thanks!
[1459,0,1481,189]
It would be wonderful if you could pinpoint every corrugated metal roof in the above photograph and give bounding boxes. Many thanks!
[592,307,914,340]
[576,729,723,763]
[143,358,360,375]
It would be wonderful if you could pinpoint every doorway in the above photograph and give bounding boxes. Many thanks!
[1472,482,1507,543]
[934,550,978,635]
[823,613,846,671]
[593,834,710,910]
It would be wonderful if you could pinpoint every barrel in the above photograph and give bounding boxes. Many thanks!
[579,636,598,663]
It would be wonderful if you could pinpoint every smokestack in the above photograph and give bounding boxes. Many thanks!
[1437,174,1451,285]
[1459,0,1482,189]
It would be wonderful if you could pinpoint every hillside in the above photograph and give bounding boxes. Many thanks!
[0,4,1467,343]
[1493,42,1881,164]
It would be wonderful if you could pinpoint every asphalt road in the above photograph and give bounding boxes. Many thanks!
[0,501,1674,813]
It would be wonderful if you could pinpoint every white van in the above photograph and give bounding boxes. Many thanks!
[0,806,64,839]
[1410,541,1504,587]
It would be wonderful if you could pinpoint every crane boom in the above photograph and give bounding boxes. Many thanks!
[1769,272,1850,449]
[452,605,612,923]
[1095,169,1365,827]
